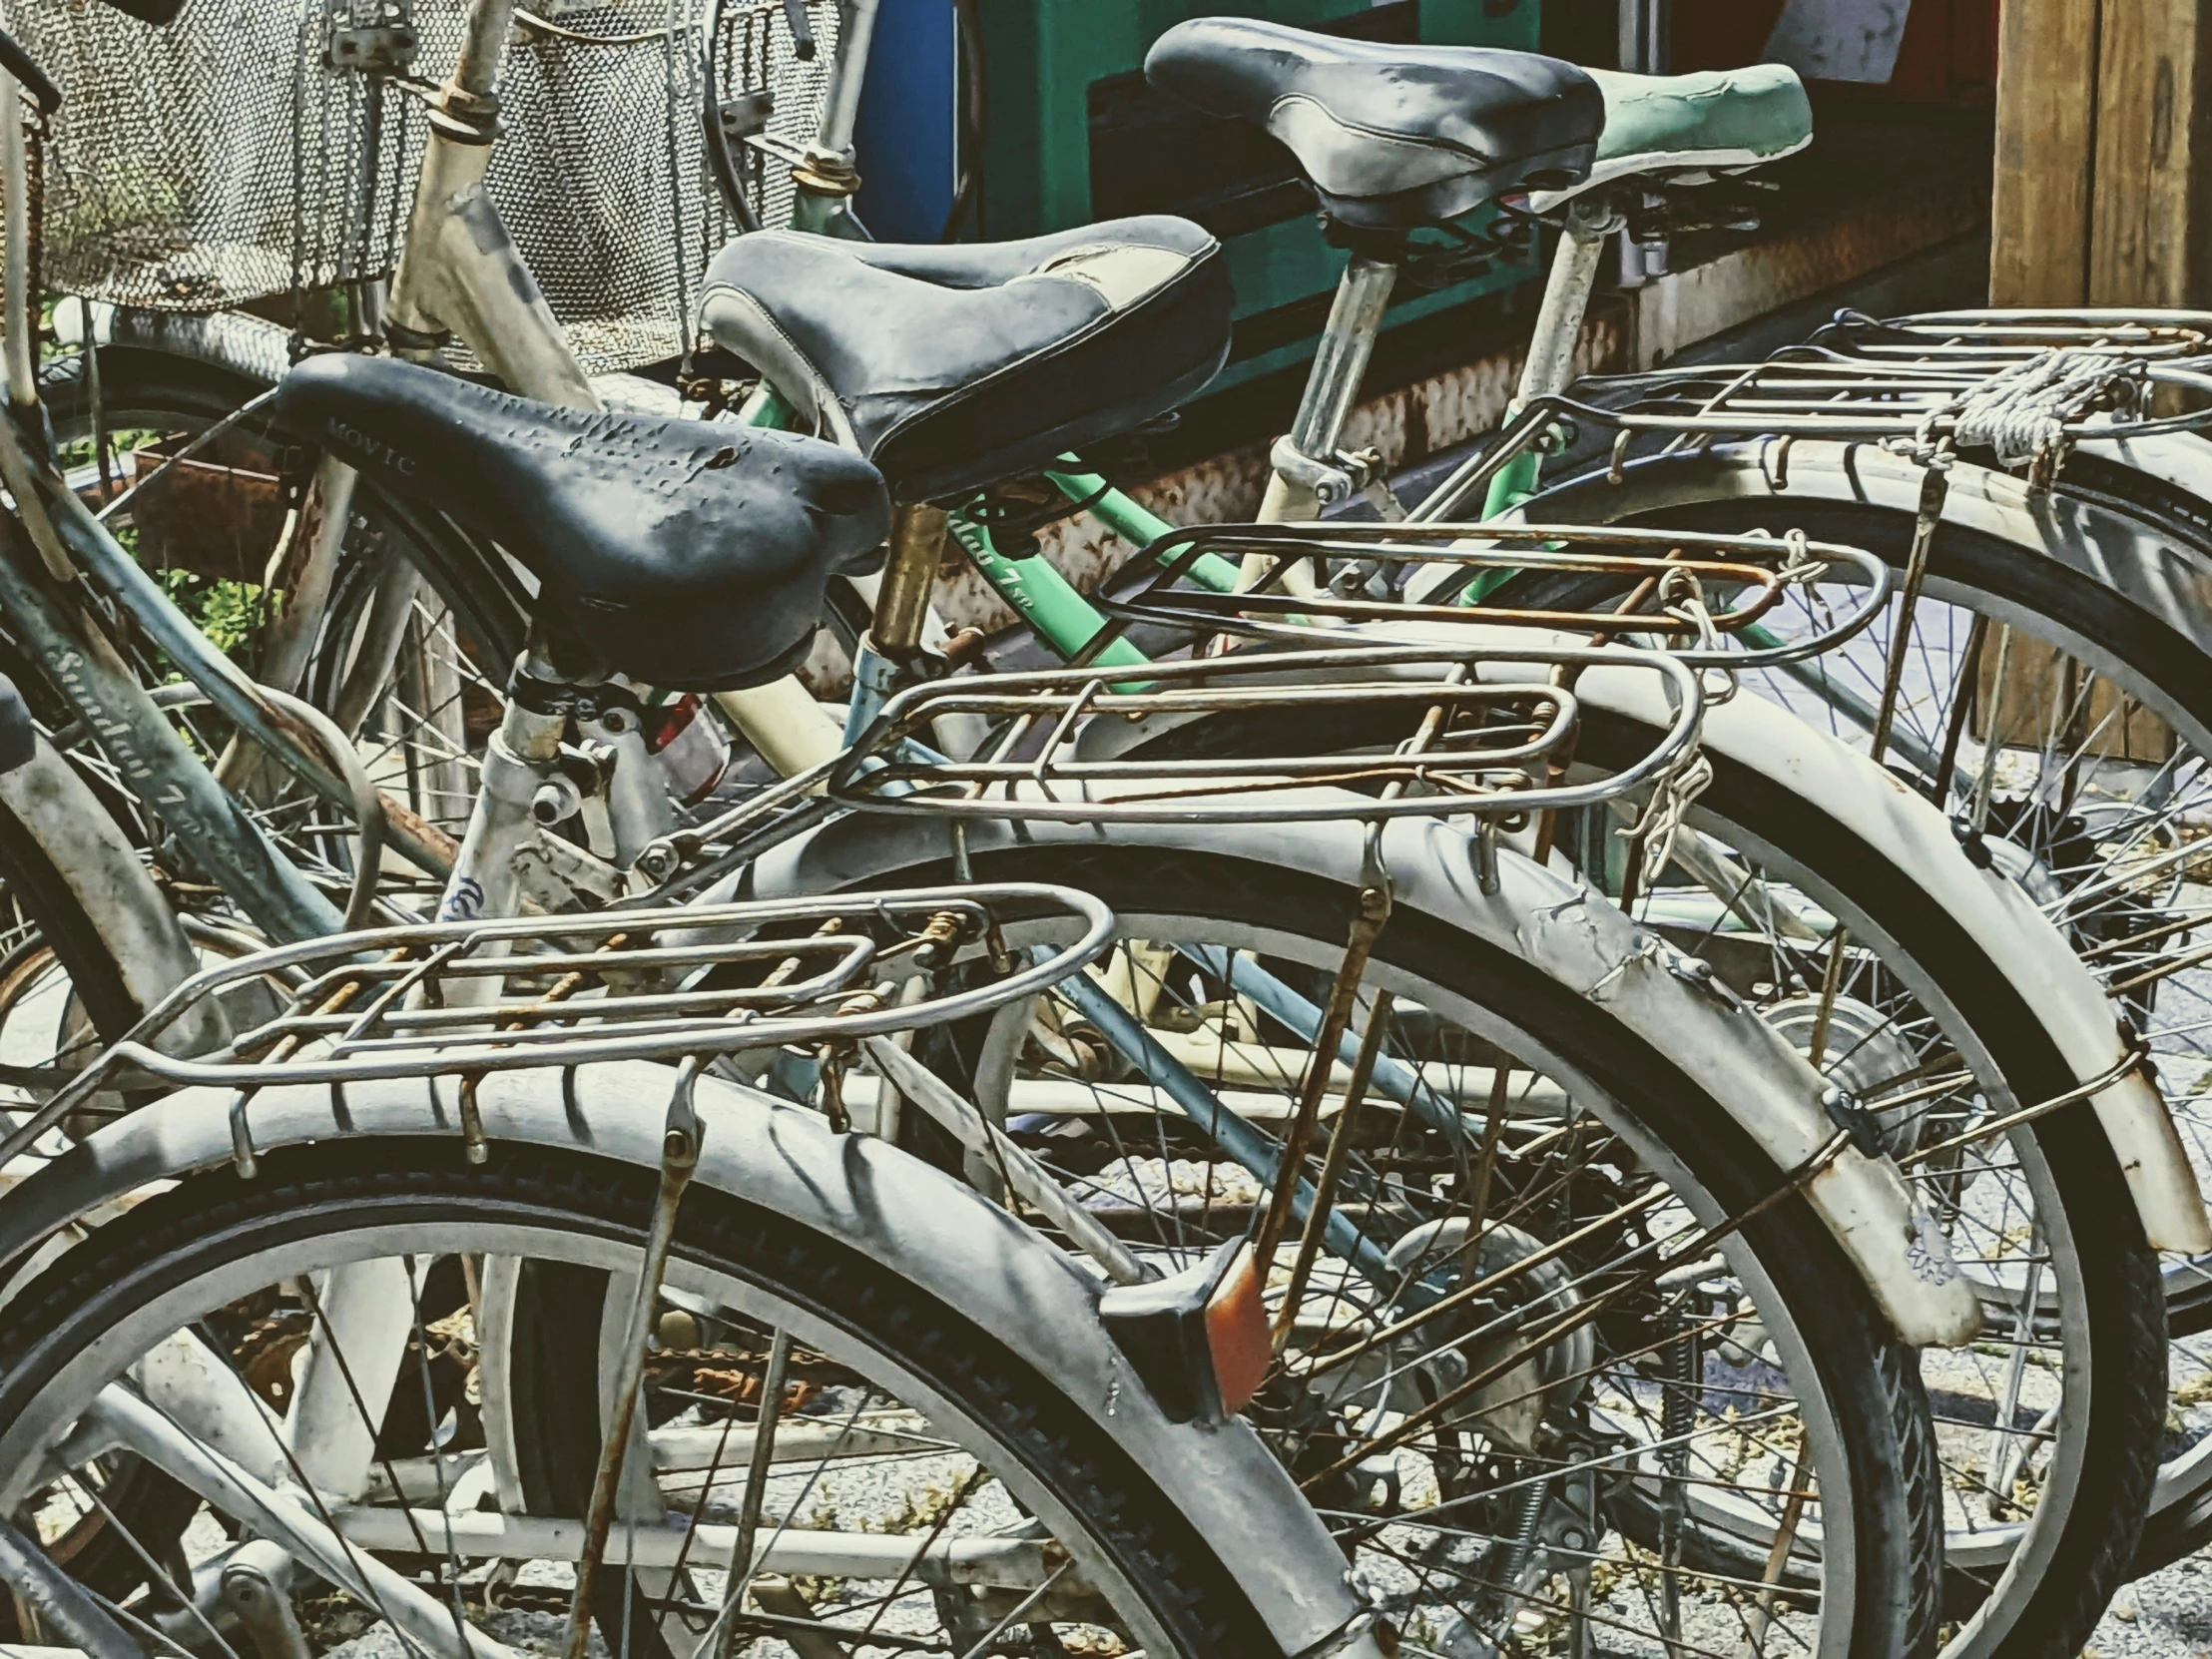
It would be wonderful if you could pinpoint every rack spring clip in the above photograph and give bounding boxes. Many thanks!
[562,1054,707,1659]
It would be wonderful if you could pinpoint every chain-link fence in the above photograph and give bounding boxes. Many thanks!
[1,0,834,373]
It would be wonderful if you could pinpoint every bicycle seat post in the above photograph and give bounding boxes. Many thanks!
[790,0,881,238]
[841,503,948,743]
[1482,192,1618,517]
[1247,254,1399,589]
[385,0,596,406]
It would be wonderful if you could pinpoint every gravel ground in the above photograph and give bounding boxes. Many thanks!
[2088,1554,2212,1659]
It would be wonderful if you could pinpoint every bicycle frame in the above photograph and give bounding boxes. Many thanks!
[0,68,351,942]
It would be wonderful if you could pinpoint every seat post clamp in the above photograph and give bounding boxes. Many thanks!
[1269,434,1367,508]
[428,83,504,145]
[509,667,583,719]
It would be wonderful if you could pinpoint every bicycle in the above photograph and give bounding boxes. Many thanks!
[663,26,2202,1659]
[15,7,2212,1656]
[1444,303,2212,1584]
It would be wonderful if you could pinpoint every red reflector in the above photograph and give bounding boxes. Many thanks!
[1203,1243,1271,1414]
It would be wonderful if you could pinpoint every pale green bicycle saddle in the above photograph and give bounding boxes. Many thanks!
[1528,64,1813,210]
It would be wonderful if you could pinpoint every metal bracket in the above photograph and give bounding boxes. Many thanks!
[562,1056,706,1659]
[1820,1083,1886,1159]
[1269,434,1362,507]
[326,21,419,74]
[717,88,776,142]
[221,1539,312,1659]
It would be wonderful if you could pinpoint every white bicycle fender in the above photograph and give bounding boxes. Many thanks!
[735,809,1982,1347]
[1569,664,2209,1254]
[2078,428,2212,506]
[0,1065,1382,1659]
[1528,447,2212,1253]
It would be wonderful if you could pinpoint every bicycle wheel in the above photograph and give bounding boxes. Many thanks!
[760,835,1944,1659]
[1087,682,2162,1659]
[1581,712,2160,1655]
[0,1134,1282,1659]
[1531,452,2212,1578]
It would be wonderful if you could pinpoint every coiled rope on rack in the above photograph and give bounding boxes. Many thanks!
[1936,347,2142,468]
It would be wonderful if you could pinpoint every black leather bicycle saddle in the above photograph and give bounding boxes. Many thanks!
[699,217,1232,503]
[275,355,889,692]
[1144,19,1602,229]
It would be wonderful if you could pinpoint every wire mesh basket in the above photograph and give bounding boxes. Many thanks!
[0,884,1112,1166]
[1,0,832,373]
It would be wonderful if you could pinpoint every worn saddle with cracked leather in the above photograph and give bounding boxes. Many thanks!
[700,216,1232,504]
[275,355,888,692]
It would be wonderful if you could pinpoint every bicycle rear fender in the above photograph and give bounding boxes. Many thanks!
[734,809,1983,1348]
[0,1062,1382,1659]
[1526,444,2212,1254]
[2078,428,2212,506]
[1590,666,2211,1255]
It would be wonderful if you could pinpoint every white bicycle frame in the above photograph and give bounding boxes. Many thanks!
[291,0,878,804]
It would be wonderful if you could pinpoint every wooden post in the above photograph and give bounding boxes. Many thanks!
[1982,2,2207,764]
[1989,0,2100,305]
[1991,0,2212,308]
[2089,3,2212,308]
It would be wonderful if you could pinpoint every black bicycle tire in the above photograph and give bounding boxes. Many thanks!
[1564,482,2212,1580]
[806,840,1946,1659]
[0,1136,1277,1658]
[1117,693,2163,1655]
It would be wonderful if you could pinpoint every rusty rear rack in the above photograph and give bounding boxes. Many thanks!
[1093,520,1887,667]
[826,640,1703,826]
[0,885,1115,1167]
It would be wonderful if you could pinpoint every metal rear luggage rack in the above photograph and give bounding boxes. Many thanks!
[0,885,1114,1166]
[1096,520,1889,668]
[1563,307,2212,459]
[1405,309,2212,518]
[827,640,1703,826]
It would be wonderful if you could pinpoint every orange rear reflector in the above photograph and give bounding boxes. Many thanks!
[1203,1242,1271,1415]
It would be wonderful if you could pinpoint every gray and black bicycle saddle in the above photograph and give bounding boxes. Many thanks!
[699,216,1232,504]
[1144,18,1602,229]
[275,354,888,691]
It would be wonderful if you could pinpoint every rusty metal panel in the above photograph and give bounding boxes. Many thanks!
[119,439,287,587]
